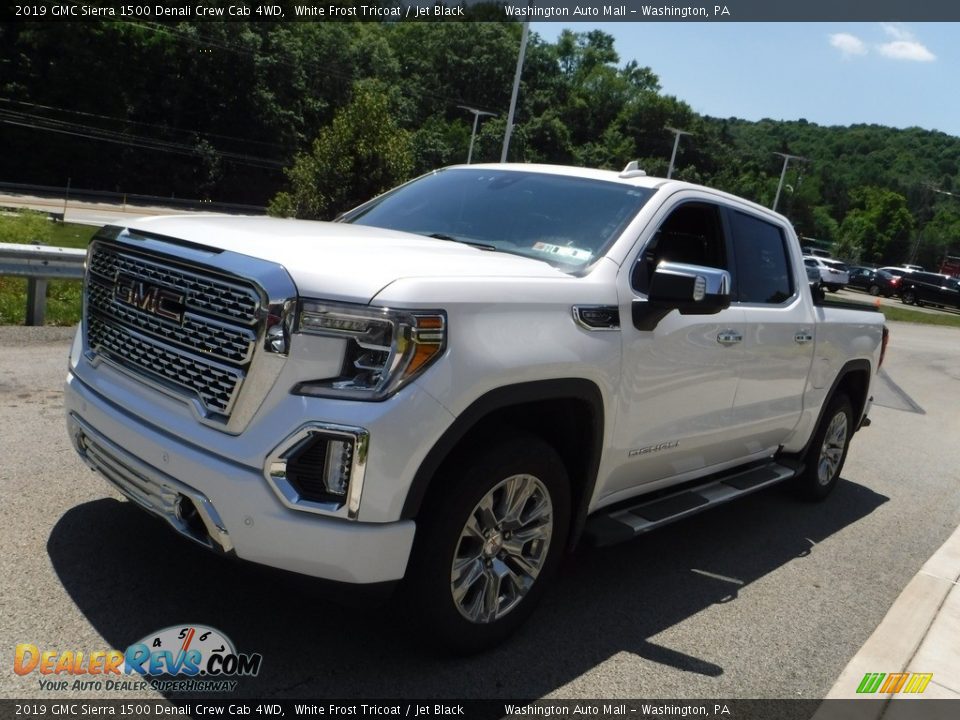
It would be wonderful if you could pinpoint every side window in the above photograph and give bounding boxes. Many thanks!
[729,211,794,304]
[632,202,727,294]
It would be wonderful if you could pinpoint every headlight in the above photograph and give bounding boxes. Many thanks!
[294,300,446,400]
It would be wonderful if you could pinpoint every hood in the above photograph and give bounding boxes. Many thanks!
[120,214,572,303]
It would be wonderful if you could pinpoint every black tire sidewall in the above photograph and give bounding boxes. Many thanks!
[407,434,571,653]
[796,394,854,500]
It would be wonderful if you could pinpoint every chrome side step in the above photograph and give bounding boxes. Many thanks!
[584,461,800,547]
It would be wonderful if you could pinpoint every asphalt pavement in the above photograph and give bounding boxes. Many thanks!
[0,321,958,704]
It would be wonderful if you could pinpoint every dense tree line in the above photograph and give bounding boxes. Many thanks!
[2,18,959,267]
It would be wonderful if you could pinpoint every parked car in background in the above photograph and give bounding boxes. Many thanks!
[847,267,901,297]
[804,256,849,292]
[901,264,925,272]
[899,271,960,309]
[846,266,874,291]
[806,264,824,300]
[939,256,960,278]
[879,266,914,279]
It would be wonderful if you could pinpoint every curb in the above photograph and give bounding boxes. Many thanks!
[813,523,960,717]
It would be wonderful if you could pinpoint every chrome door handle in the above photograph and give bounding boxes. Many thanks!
[717,330,742,346]
[795,330,814,344]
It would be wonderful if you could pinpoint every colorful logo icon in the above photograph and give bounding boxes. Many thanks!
[123,624,261,677]
[14,624,262,678]
[856,672,933,694]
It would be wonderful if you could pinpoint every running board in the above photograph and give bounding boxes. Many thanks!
[584,461,800,547]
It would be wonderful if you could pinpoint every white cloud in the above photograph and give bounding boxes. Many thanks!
[829,33,867,58]
[878,40,936,62]
[878,24,936,62]
[881,23,913,41]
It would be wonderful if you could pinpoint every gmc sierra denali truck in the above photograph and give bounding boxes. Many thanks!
[65,163,888,651]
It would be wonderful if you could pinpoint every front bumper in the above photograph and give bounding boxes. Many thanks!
[65,371,417,584]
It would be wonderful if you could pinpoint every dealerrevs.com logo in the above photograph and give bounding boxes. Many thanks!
[14,625,262,693]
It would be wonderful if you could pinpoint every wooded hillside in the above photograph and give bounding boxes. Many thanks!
[3,19,959,266]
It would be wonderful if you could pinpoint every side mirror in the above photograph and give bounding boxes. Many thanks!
[633,262,732,331]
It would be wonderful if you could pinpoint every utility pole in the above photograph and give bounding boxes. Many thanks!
[664,127,692,179]
[457,106,497,164]
[772,153,807,211]
[501,20,529,163]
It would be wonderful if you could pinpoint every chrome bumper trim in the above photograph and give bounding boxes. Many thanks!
[68,412,234,554]
[264,422,369,520]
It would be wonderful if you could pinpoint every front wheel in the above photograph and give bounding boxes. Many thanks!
[406,433,570,653]
[792,394,854,501]
[902,289,917,305]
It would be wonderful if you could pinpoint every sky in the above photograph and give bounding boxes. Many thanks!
[534,22,960,138]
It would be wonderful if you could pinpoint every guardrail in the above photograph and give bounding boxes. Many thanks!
[0,244,86,325]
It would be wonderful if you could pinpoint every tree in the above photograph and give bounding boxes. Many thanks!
[268,82,413,220]
[838,187,914,264]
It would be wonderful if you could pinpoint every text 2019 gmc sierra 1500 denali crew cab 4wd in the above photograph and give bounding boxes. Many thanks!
[65,164,888,651]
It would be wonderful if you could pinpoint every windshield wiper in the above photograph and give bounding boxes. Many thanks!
[426,233,497,251]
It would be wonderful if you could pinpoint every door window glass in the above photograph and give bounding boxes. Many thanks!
[729,211,794,304]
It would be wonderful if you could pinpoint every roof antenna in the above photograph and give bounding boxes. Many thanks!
[619,161,647,178]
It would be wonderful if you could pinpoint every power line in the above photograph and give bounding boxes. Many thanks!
[0,109,285,170]
[0,97,288,151]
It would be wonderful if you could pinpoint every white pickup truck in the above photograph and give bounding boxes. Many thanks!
[65,163,888,651]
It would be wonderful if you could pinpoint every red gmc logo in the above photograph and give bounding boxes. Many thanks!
[114,274,186,324]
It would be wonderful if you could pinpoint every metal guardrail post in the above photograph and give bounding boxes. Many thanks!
[26,278,49,326]
[0,243,87,326]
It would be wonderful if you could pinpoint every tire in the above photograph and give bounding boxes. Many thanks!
[792,394,854,501]
[868,285,880,296]
[902,289,917,305]
[405,433,571,653]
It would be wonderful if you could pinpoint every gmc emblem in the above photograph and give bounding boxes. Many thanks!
[114,274,186,324]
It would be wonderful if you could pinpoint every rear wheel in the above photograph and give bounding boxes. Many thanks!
[792,394,853,501]
[902,289,917,305]
[868,284,880,296]
[406,433,570,653]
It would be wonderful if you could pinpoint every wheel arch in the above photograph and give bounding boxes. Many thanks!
[791,359,873,459]
[401,378,605,548]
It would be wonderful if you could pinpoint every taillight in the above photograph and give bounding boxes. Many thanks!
[879,326,890,369]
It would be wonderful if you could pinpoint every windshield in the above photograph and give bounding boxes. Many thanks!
[341,168,655,271]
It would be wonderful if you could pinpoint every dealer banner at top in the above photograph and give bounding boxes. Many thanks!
[6,0,960,23]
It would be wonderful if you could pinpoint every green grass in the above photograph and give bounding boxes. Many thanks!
[830,292,960,328]
[876,305,960,328]
[0,212,97,326]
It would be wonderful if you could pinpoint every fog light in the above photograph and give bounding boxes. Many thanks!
[322,439,352,496]
[264,424,369,519]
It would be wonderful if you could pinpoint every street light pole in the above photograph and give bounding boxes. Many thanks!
[772,152,808,211]
[664,127,692,179]
[501,20,529,163]
[457,106,496,164]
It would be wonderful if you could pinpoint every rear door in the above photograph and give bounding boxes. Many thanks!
[727,208,816,453]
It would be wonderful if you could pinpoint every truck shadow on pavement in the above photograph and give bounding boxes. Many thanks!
[47,478,887,699]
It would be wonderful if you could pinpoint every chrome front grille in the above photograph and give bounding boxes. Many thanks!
[88,244,259,323]
[85,239,265,421]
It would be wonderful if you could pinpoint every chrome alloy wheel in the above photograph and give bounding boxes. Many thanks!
[817,411,849,486]
[450,474,554,623]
